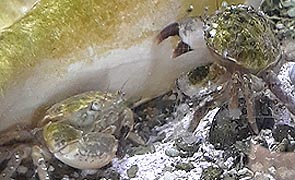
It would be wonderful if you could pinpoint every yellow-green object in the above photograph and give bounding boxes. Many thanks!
[204,5,280,73]
[41,91,134,169]
[0,0,37,29]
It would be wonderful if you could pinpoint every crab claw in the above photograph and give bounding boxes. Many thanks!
[156,22,179,44]
[157,17,203,58]
[156,22,193,58]
[173,41,193,58]
[157,23,194,58]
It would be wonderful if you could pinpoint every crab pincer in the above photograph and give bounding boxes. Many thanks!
[156,18,205,58]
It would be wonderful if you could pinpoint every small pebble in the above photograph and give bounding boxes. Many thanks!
[127,165,139,178]
[162,171,177,180]
[175,162,195,172]
[128,144,156,156]
[165,147,180,157]
[16,165,28,174]
[287,7,295,17]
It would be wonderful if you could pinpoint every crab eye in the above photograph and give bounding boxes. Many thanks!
[90,102,101,111]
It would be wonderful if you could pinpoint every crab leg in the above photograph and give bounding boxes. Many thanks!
[227,72,259,134]
[32,145,52,180]
[188,97,216,132]
[188,84,230,132]
[0,123,34,146]
[176,63,230,132]
[229,72,240,113]
[242,74,259,134]
[1,145,31,180]
[261,70,295,115]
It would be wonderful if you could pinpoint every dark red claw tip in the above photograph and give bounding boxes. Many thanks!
[156,22,179,44]
[172,41,193,58]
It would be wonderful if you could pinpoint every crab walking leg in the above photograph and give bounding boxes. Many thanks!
[118,108,145,145]
[32,145,52,180]
[261,70,295,115]
[242,74,259,134]
[1,145,31,180]
[229,72,241,114]
[118,108,134,140]
[0,123,34,146]
[227,72,258,133]
[175,63,230,132]
[127,132,146,145]
[189,97,216,132]
[188,84,230,132]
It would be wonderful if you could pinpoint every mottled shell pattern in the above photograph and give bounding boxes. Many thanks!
[203,5,281,73]
[41,91,121,124]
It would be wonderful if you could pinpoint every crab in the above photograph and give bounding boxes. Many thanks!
[0,91,143,179]
[157,4,295,134]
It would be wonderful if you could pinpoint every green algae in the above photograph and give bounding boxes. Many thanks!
[0,0,37,29]
[0,0,179,93]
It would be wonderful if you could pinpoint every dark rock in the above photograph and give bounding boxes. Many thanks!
[201,166,223,180]
[127,165,139,178]
[272,124,295,152]
[175,162,195,172]
[273,124,295,142]
[127,144,156,157]
[209,103,251,149]
[254,95,274,131]
[209,95,274,150]
[175,136,200,158]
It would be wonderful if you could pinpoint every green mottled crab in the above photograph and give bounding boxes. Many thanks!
[157,4,295,133]
[0,91,142,179]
